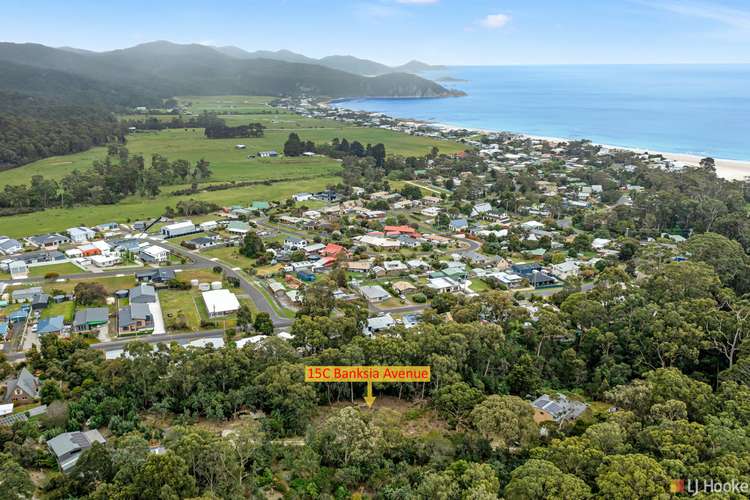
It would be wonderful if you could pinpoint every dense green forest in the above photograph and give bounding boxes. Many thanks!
[2,252,749,497]
[0,91,125,170]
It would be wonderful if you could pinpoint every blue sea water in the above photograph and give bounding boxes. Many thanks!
[337,65,750,160]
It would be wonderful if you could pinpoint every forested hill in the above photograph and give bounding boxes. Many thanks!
[0,91,123,170]
[0,41,462,100]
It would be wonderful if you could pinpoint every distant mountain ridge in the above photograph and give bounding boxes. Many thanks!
[175,45,445,76]
[0,41,460,104]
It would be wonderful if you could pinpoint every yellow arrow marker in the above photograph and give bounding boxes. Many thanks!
[364,379,376,408]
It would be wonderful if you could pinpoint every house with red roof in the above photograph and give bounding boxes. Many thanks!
[321,243,347,258]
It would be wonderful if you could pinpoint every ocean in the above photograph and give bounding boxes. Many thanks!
[336,65,750,161]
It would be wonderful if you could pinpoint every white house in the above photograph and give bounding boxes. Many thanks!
[359,285,391,303]
[67,227,96,244]
[293,192,313,202]
[427,277,462,293]
[8,260,28,279]
[363,314,396,336]
[199,220,218,232]
[91,254,121,268]
[202,289,240,317]
[140,245,169,263]
[284,237,308,251]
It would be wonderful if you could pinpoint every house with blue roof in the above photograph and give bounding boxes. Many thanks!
[8,307,30,323]
[37,316,65,335]
[449,219,468,232]
[0,322,9,340]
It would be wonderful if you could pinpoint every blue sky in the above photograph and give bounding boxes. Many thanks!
[3,0,750,65]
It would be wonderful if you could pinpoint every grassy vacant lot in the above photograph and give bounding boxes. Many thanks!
[160,289,202,331]
[41,301,76,322]
[202,246,255,269]
[28,263,83,277]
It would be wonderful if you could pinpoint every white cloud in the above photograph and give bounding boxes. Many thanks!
[480,13,511,29]
[396,0,439,4]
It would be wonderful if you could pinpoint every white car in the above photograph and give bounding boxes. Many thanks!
[31,324,38,333]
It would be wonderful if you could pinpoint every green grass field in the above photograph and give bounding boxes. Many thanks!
[41,301,76,322]
[0,95,464,238]
[202,246,255,269]
[0,176,338,237]
[160,289,202,331]
[28,263,83,277]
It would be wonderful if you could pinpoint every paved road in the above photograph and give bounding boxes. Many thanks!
[4,327,291,362]
[8,263,204,286]
[154,238,293,328]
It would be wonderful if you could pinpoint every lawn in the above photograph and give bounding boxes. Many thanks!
[469,279,491,293]
[202,246,255,269]
[159,289,202,332]
[42,275,136,295]
[28,263,84,278]
[41,300,76,322]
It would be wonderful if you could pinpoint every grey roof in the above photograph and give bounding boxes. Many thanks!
[12,287,43,300]
[359,285,391,301]
[129,283,156,303]
[532,394,588,423]
[118,303,152,327]
[0,238,21,252]
[28,233,69,246]
[3,367,40,402]
[136,268,175,281]
[73,307,109,327]
[47,430,105,472]
[15,250,65,264]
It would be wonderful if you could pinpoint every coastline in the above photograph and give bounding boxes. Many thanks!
[431,124,750,181]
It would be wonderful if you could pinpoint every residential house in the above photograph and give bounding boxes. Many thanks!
[226,221,251,235]
[321,243,347,258]
[48,430,106,473]
[358,235,400,249]
[199,220,218,232]
[129,284,156,304]
[347,260,373,273]
[12,287,43,303]
[383,260,408,275]
[95,222,120,232]
[67,227,96,243]
[135,268,176,283]
[427,277,462,293]
[139,245,169,264]
[12,250,65,266]
[359,285,391,303]
[37,315,64,335]
[26,233,69,250]
[2,367,40,405]
[549,260,581,280]
[392,281,417,295]
[257,150,278,158]
[293,192,313,202]
[118,303,153,333]
[470,202,493,218]
[0,237,22,255]
[8,260,28,278]
[91,254,121,268]
[363,314,396,336]
[73,308,109,333]
[182,236,220,250]
[284,236,308,251]
[449,219,468,232]
[531,394,588,424]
